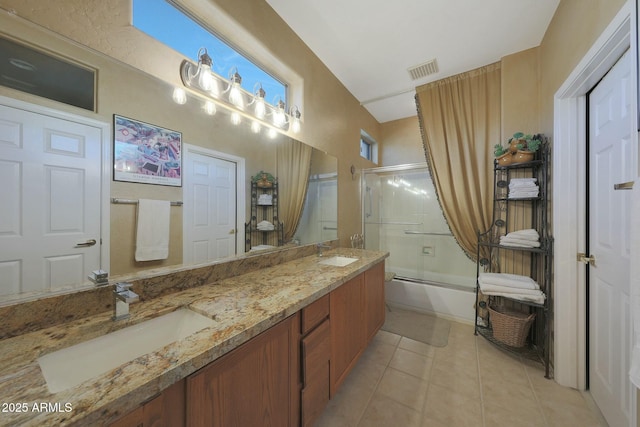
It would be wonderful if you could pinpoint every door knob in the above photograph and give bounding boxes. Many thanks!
[229,229,236,235]
[76,239,97,248]
[577,252,596,267]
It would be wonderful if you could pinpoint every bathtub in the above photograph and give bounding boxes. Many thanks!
[384,276,476,324]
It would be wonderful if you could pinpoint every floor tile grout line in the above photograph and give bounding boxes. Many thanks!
[356,333,402,426]
[418,334,441,423]
[475,334,487,427]
[522,356,552,426]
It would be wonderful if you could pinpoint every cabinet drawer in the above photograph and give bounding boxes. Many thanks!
[301,294,330,334]
[301,319,330,427]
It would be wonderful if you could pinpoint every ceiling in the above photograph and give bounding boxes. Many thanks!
[266,0,560,123]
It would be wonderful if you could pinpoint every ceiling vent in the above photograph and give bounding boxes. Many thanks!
[407,59,439,80]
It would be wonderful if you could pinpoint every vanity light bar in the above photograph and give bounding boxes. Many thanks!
[179,55,301,138]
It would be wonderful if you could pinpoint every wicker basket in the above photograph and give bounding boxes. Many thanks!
[488,305,536,348]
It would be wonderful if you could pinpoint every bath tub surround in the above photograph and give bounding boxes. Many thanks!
[0,246,387,426]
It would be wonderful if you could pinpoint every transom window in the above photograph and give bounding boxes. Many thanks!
[133,0,287,105]
[360,130,378,163]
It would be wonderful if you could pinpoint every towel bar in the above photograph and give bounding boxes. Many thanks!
[111,198,183,206]
[403,230,452,236]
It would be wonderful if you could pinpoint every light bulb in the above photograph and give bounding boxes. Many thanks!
[291,117,301,133]
[230,112,241,125]
[273,100,286,127]
[255,98,266,119]
[204,101,216,115]
[198,64,213,91]
[229,85,243,108]
[172,87,187,105]
[228,70,244,108]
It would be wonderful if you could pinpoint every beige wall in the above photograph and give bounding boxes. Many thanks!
[0,0,381,275]
[379,116,424,166]
[539,0,628,136]
[501,47,541,140]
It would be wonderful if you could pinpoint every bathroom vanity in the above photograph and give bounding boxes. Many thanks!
[0,247,387,426]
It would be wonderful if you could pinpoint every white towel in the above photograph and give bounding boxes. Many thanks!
[481,290,545,305]
[479,283,543,295]
[478,273,539,290]
[135,199,170,261]
[628,178,640,387]
[500,237,541,247]
[506,229,539,240]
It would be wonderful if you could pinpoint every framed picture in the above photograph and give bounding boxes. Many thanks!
[113,115,182,186]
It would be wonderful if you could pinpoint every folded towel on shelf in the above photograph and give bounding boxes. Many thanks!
[509,179,536,188]
[481,289,546,305]
[499,240,542,248]
[257,220,275,231]
[509,190,539,199]
[478,272,539,290]
[479,283,542,295]
[506,229,539,239]
[258,194,273,205]
[508,178,539,199]
[500,237,541,247]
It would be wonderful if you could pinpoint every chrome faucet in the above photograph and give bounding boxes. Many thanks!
[113,283,139,321]
[317,242,331,257]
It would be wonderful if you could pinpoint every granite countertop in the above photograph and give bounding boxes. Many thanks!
[0,248,387,426]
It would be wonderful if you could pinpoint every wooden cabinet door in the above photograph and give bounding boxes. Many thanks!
[301,319,330,427]
[364,261,385,343]
[330,274,364,396]
[144,379,185,427]
[109,405,143,427]
[186,314,299,427]
[108,379,185,427]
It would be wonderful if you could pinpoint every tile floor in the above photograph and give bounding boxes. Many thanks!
[315,320,608,427]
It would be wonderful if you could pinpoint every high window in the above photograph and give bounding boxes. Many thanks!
[133,0,287,105]
[360,131,378,163]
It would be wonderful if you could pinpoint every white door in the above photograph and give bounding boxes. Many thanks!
[0,103,103,302]
[184,150,237,264]
[588,49,636,427]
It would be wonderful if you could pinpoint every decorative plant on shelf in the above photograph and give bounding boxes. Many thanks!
[494,143,512,166]
[509,132,543,163]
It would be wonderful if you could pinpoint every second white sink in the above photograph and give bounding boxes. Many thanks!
[38,308,214,393]
[318,256,359,267]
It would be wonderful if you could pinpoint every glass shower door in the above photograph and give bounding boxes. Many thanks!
[362,165,476,289]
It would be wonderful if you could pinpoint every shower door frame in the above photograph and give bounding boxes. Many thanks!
[360,163,475,291]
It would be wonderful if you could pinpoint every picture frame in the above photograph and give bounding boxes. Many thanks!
[113,115,182,187]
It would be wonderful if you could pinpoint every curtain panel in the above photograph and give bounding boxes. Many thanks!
[277,138,313,242]
[415,62,501,261]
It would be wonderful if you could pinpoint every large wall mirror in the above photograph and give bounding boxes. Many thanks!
[0,23,338,304]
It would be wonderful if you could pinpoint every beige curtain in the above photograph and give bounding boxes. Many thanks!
[277,138,313,242]
[415,62,501,261]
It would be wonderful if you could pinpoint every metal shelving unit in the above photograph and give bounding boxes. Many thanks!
[244,175,284,251]
[474,140,553,378]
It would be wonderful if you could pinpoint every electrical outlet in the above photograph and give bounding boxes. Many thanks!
[422,246,435,256]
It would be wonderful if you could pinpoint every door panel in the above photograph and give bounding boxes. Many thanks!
[0,104,102,300]
[588,49,635,427]
[184,150,237,264]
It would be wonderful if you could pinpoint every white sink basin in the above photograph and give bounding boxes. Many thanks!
[318,256,359,267]
[38,308,214,393]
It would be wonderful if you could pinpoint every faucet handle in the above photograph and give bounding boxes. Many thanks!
[115,282,133,292]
